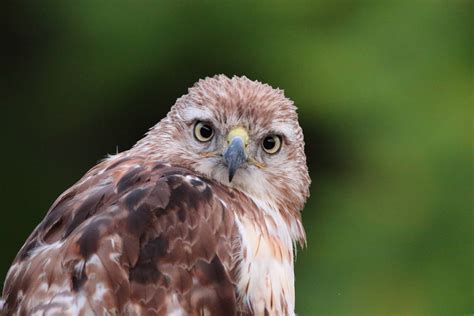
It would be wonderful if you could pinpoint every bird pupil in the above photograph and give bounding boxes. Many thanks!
[200,125,212,138]
[263,136,275,149]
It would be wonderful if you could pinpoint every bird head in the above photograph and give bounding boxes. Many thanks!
[138,75,310,213]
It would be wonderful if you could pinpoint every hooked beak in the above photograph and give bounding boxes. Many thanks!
[223,127,248,182]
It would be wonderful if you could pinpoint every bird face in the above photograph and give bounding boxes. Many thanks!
[196,123,253,182]
[193,120,280,183]
[145,75,310,210]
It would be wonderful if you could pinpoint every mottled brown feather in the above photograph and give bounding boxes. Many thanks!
[1,157,245,315]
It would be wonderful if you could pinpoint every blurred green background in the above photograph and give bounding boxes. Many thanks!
[1,1,472,315]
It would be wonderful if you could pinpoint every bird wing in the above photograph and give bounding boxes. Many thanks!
[1,157,245,315]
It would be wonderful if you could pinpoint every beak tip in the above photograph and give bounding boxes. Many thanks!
[224,136,246,184]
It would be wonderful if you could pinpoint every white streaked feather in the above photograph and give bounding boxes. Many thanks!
[234,197,296,316]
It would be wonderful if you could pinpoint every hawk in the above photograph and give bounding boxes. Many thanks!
[1,75,310,315]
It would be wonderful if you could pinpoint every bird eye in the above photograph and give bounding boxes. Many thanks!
[194,121,214,142]
[262,135,282,154]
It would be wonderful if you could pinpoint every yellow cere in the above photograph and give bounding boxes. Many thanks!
[227,127,249,147]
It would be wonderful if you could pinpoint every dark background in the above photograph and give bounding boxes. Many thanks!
[1,1,472,314]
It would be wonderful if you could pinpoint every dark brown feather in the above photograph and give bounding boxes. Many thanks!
[1,156,244,315]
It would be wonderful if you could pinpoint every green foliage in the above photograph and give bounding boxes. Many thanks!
[1,1,471,314]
